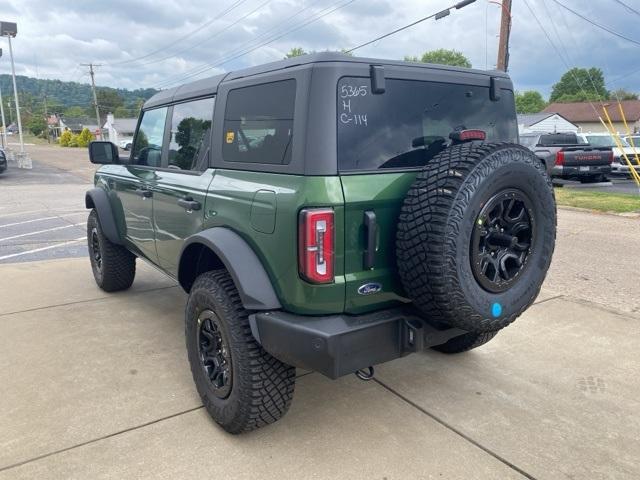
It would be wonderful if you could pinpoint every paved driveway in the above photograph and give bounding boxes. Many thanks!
[1,145,639,479]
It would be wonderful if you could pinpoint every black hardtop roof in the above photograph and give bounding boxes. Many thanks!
[144,51,509,109]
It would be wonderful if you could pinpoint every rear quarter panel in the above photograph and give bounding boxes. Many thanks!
[205,170,346,315]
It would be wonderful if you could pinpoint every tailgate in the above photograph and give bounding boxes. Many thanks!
[562,147,611,166]
[340,172,416,314]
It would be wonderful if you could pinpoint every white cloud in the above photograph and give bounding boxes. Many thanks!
[0,0,638,97]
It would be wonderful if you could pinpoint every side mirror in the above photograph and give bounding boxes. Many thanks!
[89,141,119,164]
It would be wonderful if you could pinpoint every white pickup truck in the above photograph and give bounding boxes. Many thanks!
[577,133,640,176]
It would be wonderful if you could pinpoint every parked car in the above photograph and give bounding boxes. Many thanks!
[520,132,612,183]
[118,137,133,150]
[85,53,556,433]
[0,148,6,174]
[577,133,640,176]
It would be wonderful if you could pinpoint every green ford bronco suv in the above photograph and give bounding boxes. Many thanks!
[86,53,556,433]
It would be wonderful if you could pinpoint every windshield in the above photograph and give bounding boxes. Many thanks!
[337,77,518,171]
[585,135,630,148]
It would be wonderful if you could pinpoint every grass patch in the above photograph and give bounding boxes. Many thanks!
[555,187,640,213]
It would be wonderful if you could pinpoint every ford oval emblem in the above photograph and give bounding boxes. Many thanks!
[358,283,382,295]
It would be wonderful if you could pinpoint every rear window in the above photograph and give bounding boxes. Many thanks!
[222,79,295,165]
[337,77,518,171]
[519,135,538,148]
[538,133,579,146]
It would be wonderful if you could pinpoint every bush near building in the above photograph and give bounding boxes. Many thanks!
[58,130,73,147]
[58,128,94,148]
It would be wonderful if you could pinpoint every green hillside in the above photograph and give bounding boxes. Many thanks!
[0,74,157,120]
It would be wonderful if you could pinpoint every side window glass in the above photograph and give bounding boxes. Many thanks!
[168,97,214,172]
[223,79,295,165]
[132,107,168,167]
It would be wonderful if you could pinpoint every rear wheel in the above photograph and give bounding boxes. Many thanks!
[87,209,135,292]
[185,270,295,434]
[397,143,556,333]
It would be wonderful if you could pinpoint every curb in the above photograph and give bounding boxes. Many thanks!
[557,205,640,218]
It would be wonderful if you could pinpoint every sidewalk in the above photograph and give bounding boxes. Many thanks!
[1,258,638,479]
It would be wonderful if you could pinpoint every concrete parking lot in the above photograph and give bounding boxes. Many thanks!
[1,145,639,479]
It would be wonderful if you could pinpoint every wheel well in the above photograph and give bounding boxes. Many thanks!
[85,194,95,209]
[178,243,225,292]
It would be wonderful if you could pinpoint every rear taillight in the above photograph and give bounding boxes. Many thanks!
[555,151,565,166]
[449,129,487,142]
[607,150,614,164]
[298,208,334,284]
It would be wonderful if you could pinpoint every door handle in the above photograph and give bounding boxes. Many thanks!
[177,197,201,212]
[363,210,377,270]
[135,188,152,198]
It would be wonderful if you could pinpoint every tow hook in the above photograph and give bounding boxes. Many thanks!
[355,366,375,381]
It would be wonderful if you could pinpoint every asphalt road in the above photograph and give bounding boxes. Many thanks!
[559,176,639,194]
[0,156,90,264]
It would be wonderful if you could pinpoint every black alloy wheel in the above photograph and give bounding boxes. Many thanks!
[471,189,534,293]
[197,309,232,399]
[89,227,102,274]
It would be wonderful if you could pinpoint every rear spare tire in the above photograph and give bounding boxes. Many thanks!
[397,143,556,333]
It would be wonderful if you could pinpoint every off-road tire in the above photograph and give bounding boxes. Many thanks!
[87,209,135,292]
[185,270,295,434]
[397,142,556,333]
[432,331,498,354]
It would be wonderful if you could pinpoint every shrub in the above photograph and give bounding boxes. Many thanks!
[68,134,80,147]
[59,130,73,147]
[77,128,94,147]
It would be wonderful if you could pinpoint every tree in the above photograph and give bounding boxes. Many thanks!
[610,88,638,101]
[64,106,86,118]
[27,116,47,136]
[114,106,132,118]
[404,49,471,68]
[549,67,608,103]
[96,88,125,117]
[515,90,547,114]
[76,128,94,147]
[285,47,307,59]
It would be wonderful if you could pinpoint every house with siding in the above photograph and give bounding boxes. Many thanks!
[103,113,137,145]
[517,112,578,134]
[542,100,640,134]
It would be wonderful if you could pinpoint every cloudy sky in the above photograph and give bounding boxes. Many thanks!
[0,0,638,98]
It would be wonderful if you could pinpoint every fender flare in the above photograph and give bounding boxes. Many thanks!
[179,228,281,311]
[85,188,122,245]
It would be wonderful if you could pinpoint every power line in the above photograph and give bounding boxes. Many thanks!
[344,0,477,54]
[111,0,250,66]
[521,0,601,116]
[149,0,333,88]
[612,0,640,17]
[152,0,355,90]
[153,0,346,89]
[136,0,275,68]
[551,0,640,48]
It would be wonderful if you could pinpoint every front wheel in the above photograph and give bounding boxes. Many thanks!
[185,270,295,434]
[87,209,136,292]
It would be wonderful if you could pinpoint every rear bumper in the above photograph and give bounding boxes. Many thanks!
[249,307,465,379]
[611,162,640,174]
[551,164,611,178]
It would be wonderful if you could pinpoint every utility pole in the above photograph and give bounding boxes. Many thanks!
[81,62,102,140]
[43,92,49,143]
[2,24,24,153]
[0,48,7,148]
[496,0,512,72]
